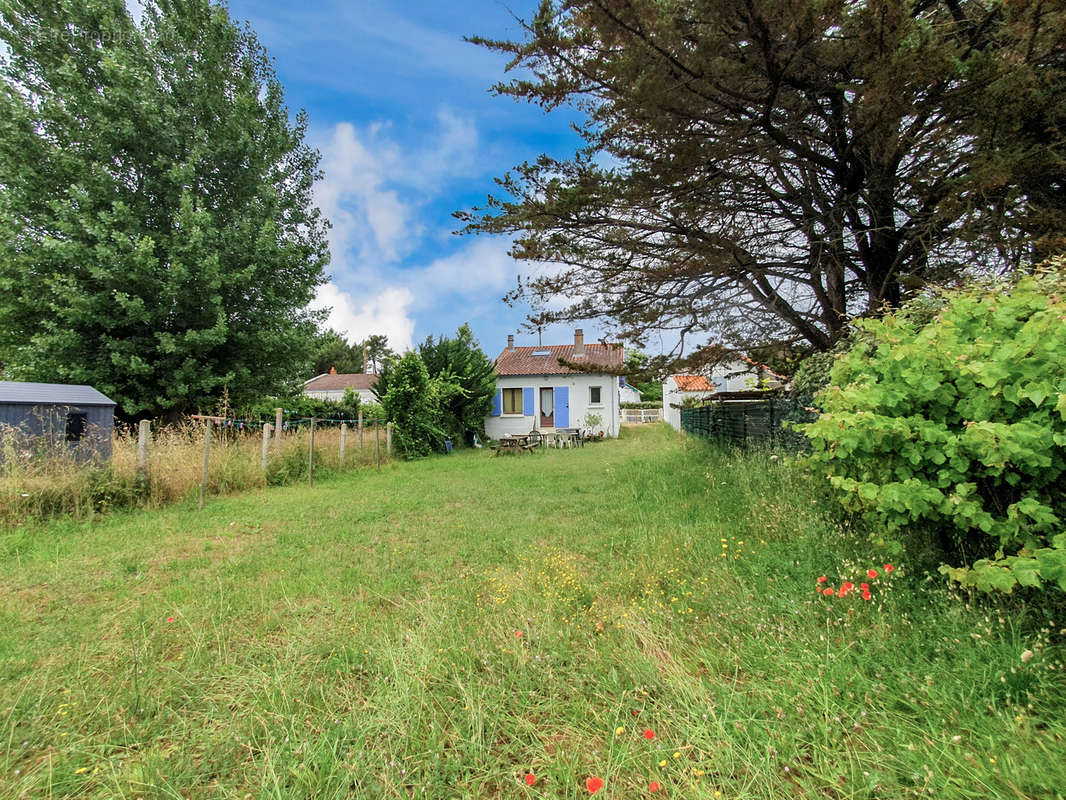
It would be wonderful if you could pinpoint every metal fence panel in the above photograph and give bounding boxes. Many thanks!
[680,396,816,450]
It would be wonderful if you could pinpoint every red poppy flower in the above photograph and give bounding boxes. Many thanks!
[525,773,536,786]
[643,728,656,740]
[649,781,660,792]
[586,776,604,794]
[860,582,869,591]
[166,616,175,623]
[632,709,640,716]
[861,590,872,601]
[837,586,849,597]
[884,564,895,572]
[867,568,878,579]
[822,588,834,596]
[816,576,827,584]
[515,630,524,638]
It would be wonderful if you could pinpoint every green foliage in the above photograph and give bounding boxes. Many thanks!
[381,352,442,459]
[240,390,359,422]
[803,265,1066,592]
[310,330,364,376]
[0,1,329,417]
[359,334,397,374]
[622,350,662,401]
[417,324,496,445]
[620,401,662,409]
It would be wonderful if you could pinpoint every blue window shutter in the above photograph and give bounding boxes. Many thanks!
[554,386,569,428]
[523,387,535,416]
[491,389,502,416]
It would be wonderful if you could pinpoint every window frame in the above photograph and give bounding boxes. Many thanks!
[588,385,603,407]
[502,387,523,416]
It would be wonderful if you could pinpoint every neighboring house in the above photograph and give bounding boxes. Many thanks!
[618,377,643,405]
[487,329,624,438]
[663,357,789,430]
[662,374,716,430]
[303,368,378,404]
[707,357,788,392]
[0,381,116,461]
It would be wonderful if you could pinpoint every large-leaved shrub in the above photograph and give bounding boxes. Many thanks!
[802,264,1066,593]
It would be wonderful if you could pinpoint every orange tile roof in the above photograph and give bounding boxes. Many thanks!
[495,343,623,376]
[672,374,715,392]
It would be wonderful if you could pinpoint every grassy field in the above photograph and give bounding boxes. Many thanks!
[0,426,1062,799]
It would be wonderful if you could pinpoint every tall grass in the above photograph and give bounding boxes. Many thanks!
[0,426,1061,798]
[0,421,390,525]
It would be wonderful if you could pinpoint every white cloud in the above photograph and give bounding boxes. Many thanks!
[311,283,415,353]
[312,109,489,350]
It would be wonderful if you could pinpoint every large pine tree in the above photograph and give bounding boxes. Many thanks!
[0,0,329,417]
[460,0,1066,357]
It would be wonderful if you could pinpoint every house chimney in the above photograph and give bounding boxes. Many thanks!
[507,334,514,351]
[574,328,585,357]
[330,366,337,375]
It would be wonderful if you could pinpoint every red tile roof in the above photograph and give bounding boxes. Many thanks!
[304,373,378,391]
[495,343,623,376]
[672,374,715,392]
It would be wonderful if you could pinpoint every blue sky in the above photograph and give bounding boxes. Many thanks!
[220,0,607,358]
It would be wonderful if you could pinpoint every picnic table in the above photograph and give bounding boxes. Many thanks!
[493,433,538,456]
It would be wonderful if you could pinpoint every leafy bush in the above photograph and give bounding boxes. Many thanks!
[802,264,1066,593]
[381,352,443,459]
[620,401,663,409]
[239,389,360,422]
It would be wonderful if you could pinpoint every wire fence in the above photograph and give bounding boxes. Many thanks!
[680,392,817,451]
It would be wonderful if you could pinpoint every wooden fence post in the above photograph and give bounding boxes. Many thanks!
[198,420,212,510]
[261,423,272,471]
[273,407,283,452]
[358,410,363,451]
[386,422,392,457]
[136,419,151,479]
[308,418,316,487]
[375,421,380,471]
[340,422,347,465]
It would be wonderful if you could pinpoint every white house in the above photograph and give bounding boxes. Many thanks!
[486,329,623,438]
[663,357,789,429]
[618,378,643,405]
[662,374,716,430]
[303,368,378,404]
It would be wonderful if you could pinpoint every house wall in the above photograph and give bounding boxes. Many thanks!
[618,384,643,405]
[0,403,114,461]
[486,373,620,439]
[710,360,761,391]
[303,388,377,405]
[661,379,716,430]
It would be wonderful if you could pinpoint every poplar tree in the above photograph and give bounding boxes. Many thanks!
[0,0,329,416]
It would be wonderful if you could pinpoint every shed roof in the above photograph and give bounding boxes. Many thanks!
[0,381,116,406]
[495,343,623,376]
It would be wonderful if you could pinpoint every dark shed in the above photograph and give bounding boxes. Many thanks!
[0,381,117,462]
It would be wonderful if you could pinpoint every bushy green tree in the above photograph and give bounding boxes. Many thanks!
[418,324,496,444]
[803,263,1066,593]
[358,334,396,374]
[240,388,359,423]
[310,330,364,376]
[380,352,442,459]
[0,1,328,417]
